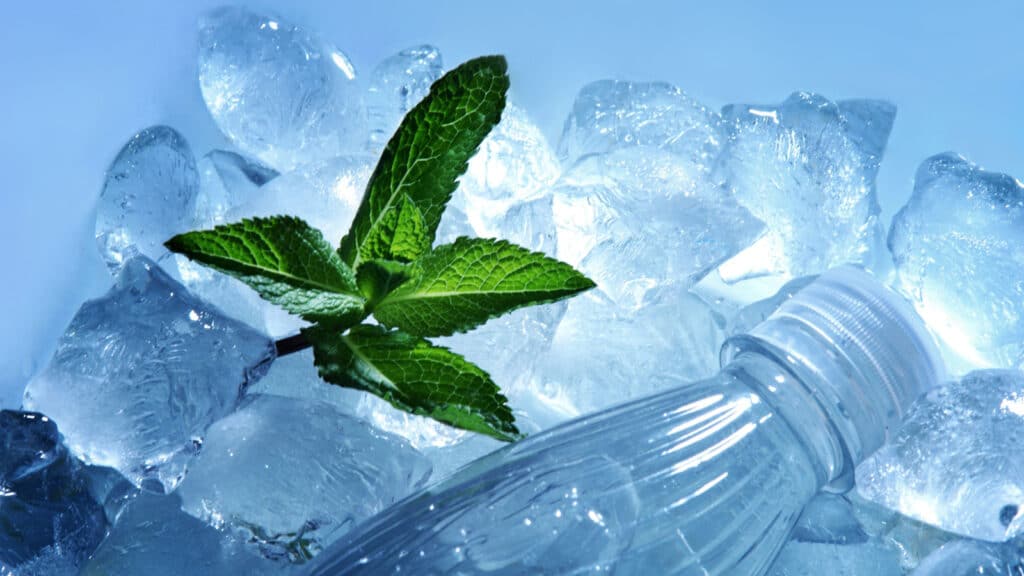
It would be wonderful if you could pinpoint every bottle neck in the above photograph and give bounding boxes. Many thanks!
[721,266,945,489]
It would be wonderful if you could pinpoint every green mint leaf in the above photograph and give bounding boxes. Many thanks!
[365,194,431,263]
[306,324,519,441]
[166,216,365,326]
[339,55,509,268]
[373,237,596,337]
[356,259,413,304]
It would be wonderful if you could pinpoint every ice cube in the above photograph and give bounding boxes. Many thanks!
[558,79,723,168]
[95,126,198,272]
[889,153,1024,373]
[366,45,444,155]
[911,539,1019,576]
[532,284,725,421]
[447,104,563,239]
[23,257,275,491]
[769,492,955,576]
[176,394,432,562]
[198,6,365,172]
[193,149,279,229]
[857,369,1024,542]
[553,147,763,308]
[0,411,106,571]
[81,492,276,576]
[714,93,894,283]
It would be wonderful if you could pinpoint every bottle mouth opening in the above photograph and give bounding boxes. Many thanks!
[722,266,946,467]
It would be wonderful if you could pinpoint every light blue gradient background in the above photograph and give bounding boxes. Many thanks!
[1,0,1021,402]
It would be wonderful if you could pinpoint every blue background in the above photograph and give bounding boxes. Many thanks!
[1,0,1022,398]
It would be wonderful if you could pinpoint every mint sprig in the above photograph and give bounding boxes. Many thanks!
[167,56,592,441]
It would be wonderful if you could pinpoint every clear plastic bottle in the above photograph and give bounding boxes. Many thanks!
[304,267,944,575]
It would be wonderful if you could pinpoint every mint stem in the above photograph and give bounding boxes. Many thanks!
[275,332,310,357]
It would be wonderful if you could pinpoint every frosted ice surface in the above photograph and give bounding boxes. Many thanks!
[714,93,894,283]
[198,6,365,171]
[23,257,275,492]
[911,539,1018,575]
[0,411,105,571]
[81,492,276,576]
[95,126,198,272]
[553,147,763,309]
[193,149,279,229]
[858,369,1024,542]
[558,79,723,168]
[366,45,444,154]
[889,153,1024,373]
[177,394,431,562]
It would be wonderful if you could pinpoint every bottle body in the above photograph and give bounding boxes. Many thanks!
[305,266,944,576]
[308,361,821,575]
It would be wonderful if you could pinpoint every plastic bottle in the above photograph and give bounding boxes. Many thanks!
[304,266,944,575]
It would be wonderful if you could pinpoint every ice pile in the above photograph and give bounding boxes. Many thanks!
[888,153,1024,374]
[12,2,1024,574]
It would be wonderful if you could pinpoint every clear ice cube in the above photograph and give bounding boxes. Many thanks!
[0,411,106,571]
[446,103,563,239]
[198,6,366,172]
[714,93,894,283]
[552,147,763,308]
[558,79,723,168]
[366,45,444,155]
[94,126,198,272]
[858,369,1024,542]
[81,492,275,576]
[23,257,275,491]
[888,152,1024,373]
[176,394,431,562]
